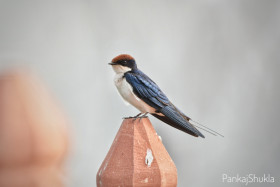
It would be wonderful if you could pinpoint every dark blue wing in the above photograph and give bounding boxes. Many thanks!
[124,70,169,110]
[124,70,204,138]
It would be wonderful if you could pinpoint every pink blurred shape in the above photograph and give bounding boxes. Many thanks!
[0,70,69,187]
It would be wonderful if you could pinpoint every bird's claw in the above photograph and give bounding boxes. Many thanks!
[123,112,149,122]
[137,112,149,122]
[123,116,133,119]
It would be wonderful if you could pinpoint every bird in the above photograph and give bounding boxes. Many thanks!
[108,54,205,138]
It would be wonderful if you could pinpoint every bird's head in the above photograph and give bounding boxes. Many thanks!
[109,54,137,73]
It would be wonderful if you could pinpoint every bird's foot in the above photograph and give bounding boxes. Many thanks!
[123,116,133,119]
[123,113,142,120]
[133,113,143,118]
[138,112,149,122]
[124,113,149,122]
[132,113,143,121]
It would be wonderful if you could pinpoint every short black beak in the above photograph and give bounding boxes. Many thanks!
[108,62,116,65]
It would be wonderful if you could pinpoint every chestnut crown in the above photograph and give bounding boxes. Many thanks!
[110,54,137,70]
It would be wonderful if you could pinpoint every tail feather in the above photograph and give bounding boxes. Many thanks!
[152,105,205,138]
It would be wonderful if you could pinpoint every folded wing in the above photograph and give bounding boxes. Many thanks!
[124,70,205,138]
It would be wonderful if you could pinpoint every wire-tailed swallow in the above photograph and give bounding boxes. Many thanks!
[109,54,205,138]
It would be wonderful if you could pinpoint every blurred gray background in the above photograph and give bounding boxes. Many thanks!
[0,0,279,186]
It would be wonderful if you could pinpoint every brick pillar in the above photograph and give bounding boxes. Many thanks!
[97,118,177,187]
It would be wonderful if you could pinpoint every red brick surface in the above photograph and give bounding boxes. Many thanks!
[97,118,177,187]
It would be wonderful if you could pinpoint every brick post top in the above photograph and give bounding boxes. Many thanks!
[97,118,177,187]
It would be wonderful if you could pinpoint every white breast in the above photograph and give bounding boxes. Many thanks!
[114,73,156,113]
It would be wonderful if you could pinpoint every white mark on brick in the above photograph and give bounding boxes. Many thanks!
[145,148,153,167]
[141,178,149,183]
[156,132,162,141]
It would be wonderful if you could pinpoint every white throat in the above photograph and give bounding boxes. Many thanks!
[112,65,131,74]
[112,65,156,114]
